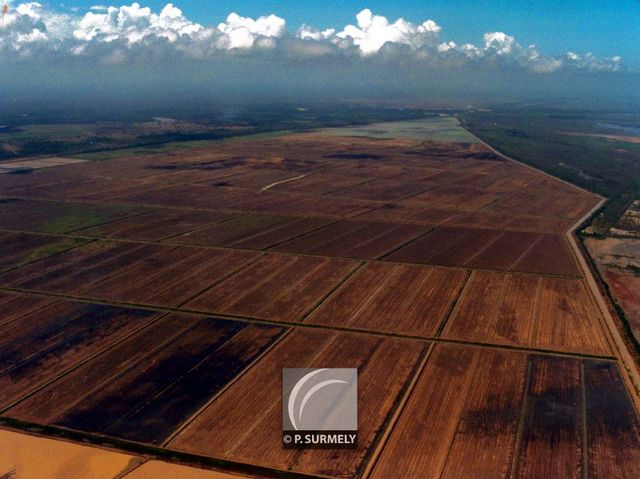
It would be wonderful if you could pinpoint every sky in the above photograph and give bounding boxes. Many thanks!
[0,1,638,107]
[55,0,639,67]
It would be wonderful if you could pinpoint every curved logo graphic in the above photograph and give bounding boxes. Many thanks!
[287,368,348,430]
[283,368,358,436]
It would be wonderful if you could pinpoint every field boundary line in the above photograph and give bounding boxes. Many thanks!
[0,309,172,415]
[463,123,604,199]
[0,286,620,361]
[217,332,342,455]
[160,326,294,447]
[566,199,640,413]
[319,177,378,197]
[377,224,437,260]
[508,357,533,479]
[464,124,640,413]
[360,342,436,479]
[435,269,473,336]
[298,260,368,323]
[437,348,483,479]
[509,234,544,271]
[0,417,327,479]
[0,226,585,280]
[174,251,266,310]
[260,218,342,251]
[580,361,589,479]
[66,207,161,236]
[154,211,249,243]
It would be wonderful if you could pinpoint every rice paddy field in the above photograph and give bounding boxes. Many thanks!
[1,117,639,478]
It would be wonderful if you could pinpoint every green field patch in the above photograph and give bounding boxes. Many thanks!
[1,236,91,273]
[317,116,479,143]
[70,130,295,161]
[26,204,151,234]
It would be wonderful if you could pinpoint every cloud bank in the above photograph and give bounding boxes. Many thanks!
[0,3,623,73]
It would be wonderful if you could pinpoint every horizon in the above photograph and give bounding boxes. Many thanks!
[0,2,638,108]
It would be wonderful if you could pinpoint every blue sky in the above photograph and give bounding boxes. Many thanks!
[57,0,639,66]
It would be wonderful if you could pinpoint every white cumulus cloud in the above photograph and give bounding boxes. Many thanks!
[330,8,441,56]
[0,3,625,74]
[217,12,285,49]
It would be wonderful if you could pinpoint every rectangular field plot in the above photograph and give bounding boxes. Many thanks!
[270,173,371,195]
[168,328,428,478]
[0,169,92,196]
[6,314,285,445]
[371,345,639,479]
[185,254,358,322]
[0,198,68,223]
[514,356,583,479]
[113,184,255,210]
[270,220,427,259]
[172,213,331,249]
[1,241,257,307]
[407,185,506,210]
[384,227,581,276]
[77,208,236,241]
[0,201,148,234]
[0,232,89,273]
[358,203,465,225]
[307,263,468,337]
[11,176,156,202]
[328,179,437,202]
[441,210,574,234]
[0,291,58,327]
[584,361,640,478]
[511,234,581,276]
[441,271,611,356]
[235,190,374,218]
[0,299,161,409]
[488,189,599,221]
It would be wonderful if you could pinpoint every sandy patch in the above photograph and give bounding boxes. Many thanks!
[0,429,138,479]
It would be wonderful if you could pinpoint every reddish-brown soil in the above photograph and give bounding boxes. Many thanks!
[168,328,428,478]
[442,271,611,355]
[371,345,638,479]
[271,220,427,259]
[0,130,636,478]
[185,253,358,322]
[307,262,467,336]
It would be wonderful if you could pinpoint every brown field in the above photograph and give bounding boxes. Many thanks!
[385,226,580,276]
[371,345,639,479]
[185,254,358,322]
[270,173,370,195]
[168,328,428,478]
[77,208,235,241]
[7,315,284,445]
[306,262,467,336]
[442,271,611,355]
[270,219,427,259]
[358,203,463,225]
[0,232,89,273]
[0,300,162,409]
[407,185,506,210]
[0,241,257,307]
[0,122,637,478]
[0,291,57,327]
[328,178,437,201]
[172,213,331,248]
[0,200,149,234]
